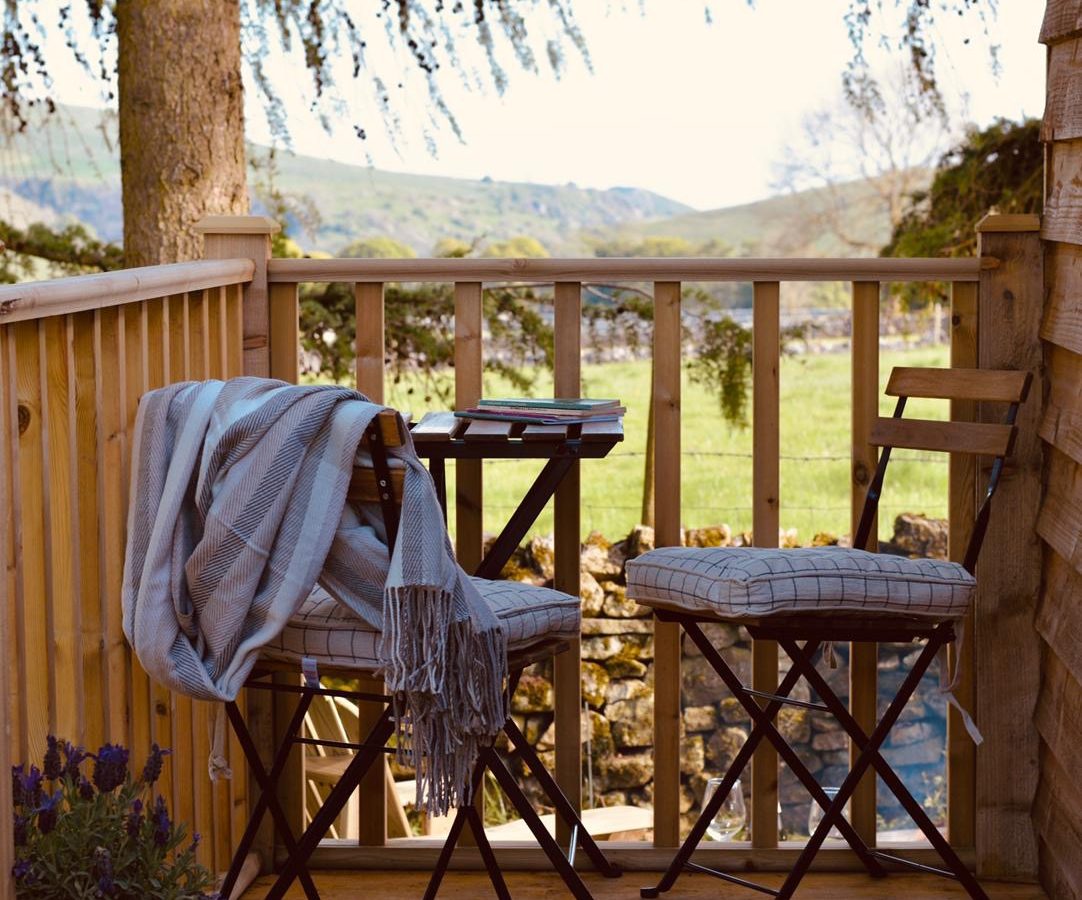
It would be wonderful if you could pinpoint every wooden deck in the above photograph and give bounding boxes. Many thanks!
[242,870,1048,898]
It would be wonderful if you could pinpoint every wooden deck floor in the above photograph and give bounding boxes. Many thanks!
[243,870,1048,898]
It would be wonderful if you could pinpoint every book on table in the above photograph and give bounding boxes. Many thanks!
[456,397,624,425]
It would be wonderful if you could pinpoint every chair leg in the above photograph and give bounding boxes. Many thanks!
[263,708,396,900]
[223,697,322,900]
[779,632,990,900]
[482,746,597,900]
[465,802,513,900]
[502,716,622,878]
[422,762,489,900]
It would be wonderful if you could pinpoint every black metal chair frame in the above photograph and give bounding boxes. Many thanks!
[640,374,1029,900]
[217,416,621,899]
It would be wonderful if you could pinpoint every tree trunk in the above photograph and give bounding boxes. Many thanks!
[116,0,248,266]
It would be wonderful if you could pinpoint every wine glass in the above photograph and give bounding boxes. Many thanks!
[807,787,846,840]
[702,777,746,841]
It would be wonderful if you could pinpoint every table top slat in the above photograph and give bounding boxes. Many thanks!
[521,423,570,442]
[581,419,624,442]
[463,419,515,441]
[411,411,459,442]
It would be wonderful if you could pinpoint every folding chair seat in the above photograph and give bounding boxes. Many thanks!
[625,366,1031,900]
[219,409,620,900]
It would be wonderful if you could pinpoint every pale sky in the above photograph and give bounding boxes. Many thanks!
[51,1,1046,211]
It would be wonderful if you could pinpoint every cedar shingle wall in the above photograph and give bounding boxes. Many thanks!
[1037,4,1082,898]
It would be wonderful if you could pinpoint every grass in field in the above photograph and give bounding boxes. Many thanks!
[382,344,950,545]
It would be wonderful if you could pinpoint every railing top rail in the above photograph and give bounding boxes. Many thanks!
[267,256,982,284]
[0,258,255,324]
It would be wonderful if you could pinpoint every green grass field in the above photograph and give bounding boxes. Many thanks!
[382,344,951,546]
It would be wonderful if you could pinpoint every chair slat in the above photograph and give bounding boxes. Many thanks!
[347,467,404,504]
[375,409,404,447]
[886,367,1031,403]
[870,417,1016,456]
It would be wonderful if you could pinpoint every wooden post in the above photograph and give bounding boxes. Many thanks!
[751,282,780,848]
[973,213,1043,880]
[553,282,582,843]
[0,329,13,900]
[195,216,279,378]
[850,280,880,846]
[196,214,280,874]
[652,281,682,848]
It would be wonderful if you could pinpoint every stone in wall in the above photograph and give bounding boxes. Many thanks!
[582,661,610,707]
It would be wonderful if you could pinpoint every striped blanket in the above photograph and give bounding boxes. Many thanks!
[122,378,507,815]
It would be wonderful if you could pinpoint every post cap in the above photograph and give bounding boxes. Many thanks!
[976,213,1041,233]
[194,215,281,235]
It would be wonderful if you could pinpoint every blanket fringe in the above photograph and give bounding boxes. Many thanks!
[381,586,508,816]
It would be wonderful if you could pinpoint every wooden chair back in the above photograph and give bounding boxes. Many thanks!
[856,367,1031,573]
[346,409,406,546]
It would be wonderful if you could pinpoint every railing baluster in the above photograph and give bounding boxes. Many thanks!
[453,282,484,575]
[553,282,583,842]
[850,280,881,846]
[947,280,978,848]
[752,281,780,848]
[652,281,682,848]
[354,283,385,402]
[268,283,300,384]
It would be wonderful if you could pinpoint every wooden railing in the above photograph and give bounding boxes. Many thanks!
[0,215,1046,893]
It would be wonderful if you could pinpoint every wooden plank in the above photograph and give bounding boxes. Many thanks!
[354,283,385,402]
[0,327,13,900]
[225,282,245,377]
[207,285,227,380]
[1037,448,1082,573]
[453,282,484,574]
[520,423,570,441]
[267,256,983,285]
[1042,35,1082,142]
[411,411,459,442]
[95,308,129,746]
[947,281,977,849]
[1039,344,1082,465]
[197,217,276,377]
[850,280,879,846]
[1034,648,1082,799]
[652,281,682,848]
[1041,242,1082,355]
[553,281,582,844]
[579,419,623,442]
[1036,549,1082,688]
[41,316,82,743]
[72,313,103,752]
[869,417,1016,456]
[462,419,515,441]
[1033,744,1082,900]
[1041,139,1082,246]
[1040,0,1082,44]
[973,220,1044,880]
[885,366,1030,403]
[751,282,779,849]
[0,259,254,324]
[268,282,300,384]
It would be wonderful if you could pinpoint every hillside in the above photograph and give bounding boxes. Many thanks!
[0,105,688,255]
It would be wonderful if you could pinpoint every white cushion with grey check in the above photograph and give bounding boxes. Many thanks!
[625,546,975,620]
[262,577,581,671]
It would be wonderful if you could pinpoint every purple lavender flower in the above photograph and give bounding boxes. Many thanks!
[91,744,129,793]
[20,766,44,808]
[12,859,32,882]
[62,741,87,781]
[78,777,94,801]
[140,744,171,786]
[191,832,201,852]
[42,736,62,781]
[36,792,61,835]
[152,795,171,848]
[126,798,144,838]
[93,847,116,896]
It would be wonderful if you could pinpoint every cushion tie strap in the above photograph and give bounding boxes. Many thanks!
[937,621,982,745]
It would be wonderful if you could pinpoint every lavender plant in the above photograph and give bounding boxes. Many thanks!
[11,737,216,899]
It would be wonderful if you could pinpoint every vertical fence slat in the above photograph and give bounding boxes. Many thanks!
[751,282,780,848]
[355,283,385,402]
[652,281,682,847]
[454,282,484,573]
[269,283,300,384]
[0,327,14,900]
[95,309,129,747]
[553,282,582,842]
[947,281,978,849]
[3,328,25,764]
[73,313,102,752]
[850,280,880,845]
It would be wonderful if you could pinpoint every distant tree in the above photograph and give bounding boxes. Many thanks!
[340,237,418,259]
[481,236,550,258]
[0,221,123,283]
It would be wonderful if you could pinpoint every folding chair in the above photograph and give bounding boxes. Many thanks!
[217,410,621,900]
[625,367,1031,900]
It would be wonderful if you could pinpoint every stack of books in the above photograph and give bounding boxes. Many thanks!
[455,397,624,425]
